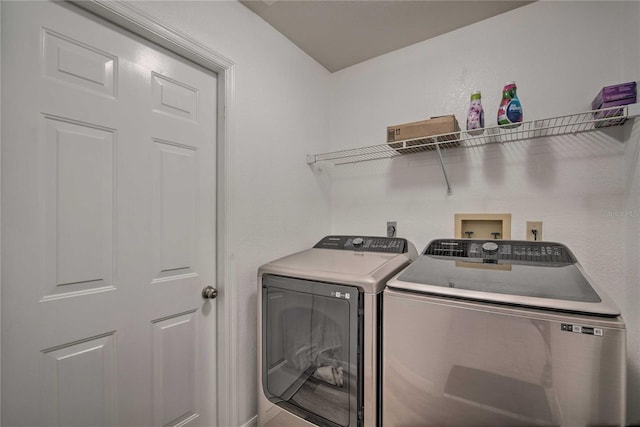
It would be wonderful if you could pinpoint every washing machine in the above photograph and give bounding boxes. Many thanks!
[258,235,417,427]
[382,238,626,426]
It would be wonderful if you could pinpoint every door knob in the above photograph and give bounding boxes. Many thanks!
[202,285,218,299]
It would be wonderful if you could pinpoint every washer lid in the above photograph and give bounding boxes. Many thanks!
[387,239,621,316]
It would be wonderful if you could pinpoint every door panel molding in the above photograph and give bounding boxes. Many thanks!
[67,2,237,425]
[42,332,117,427]
[41,114,116,300]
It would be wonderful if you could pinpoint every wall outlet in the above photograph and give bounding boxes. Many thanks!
[387,221,397,237]
[526,221,543,241]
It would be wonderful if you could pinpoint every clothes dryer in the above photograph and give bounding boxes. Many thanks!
[383,239,626,426]
[258,236,417,427]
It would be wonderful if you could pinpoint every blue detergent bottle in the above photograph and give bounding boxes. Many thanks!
[497,81,523,128]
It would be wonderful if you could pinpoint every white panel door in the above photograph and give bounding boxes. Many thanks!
[1,2,218,426]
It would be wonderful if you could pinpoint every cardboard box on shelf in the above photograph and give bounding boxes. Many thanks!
[387,115,460,153]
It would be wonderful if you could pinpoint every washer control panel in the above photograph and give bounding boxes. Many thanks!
[424,239,575,264]
[314,235,408,254]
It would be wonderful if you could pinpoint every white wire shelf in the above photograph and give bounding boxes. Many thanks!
[306,104,640,195]
[307,104,640,166]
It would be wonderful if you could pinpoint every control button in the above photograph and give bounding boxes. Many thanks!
[352,237,364,247]
[482,241,499,254]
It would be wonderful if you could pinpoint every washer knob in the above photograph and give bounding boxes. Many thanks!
[352,237,364,247]
[482,241,499,254]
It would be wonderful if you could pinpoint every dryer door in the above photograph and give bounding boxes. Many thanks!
[262,274,362,427]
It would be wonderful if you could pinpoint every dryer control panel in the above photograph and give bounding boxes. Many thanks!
[314,235,409,254]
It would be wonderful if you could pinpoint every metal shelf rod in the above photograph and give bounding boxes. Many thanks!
[435,145,452,196]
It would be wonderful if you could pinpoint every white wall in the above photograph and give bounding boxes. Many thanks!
[0,2,3,422]
[624,122,640,426]
[327,1,640,423]
[129,1,332,425]
[623,2,640,422]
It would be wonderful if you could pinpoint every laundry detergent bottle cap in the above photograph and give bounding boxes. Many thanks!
[466,90,484,135]
[497,81,522,128]
[504,81,516,91]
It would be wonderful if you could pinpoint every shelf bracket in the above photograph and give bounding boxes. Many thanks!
[435,145,453,196]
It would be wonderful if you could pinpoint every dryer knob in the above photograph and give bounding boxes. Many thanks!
[482,241,499,254]
[352,237,364,247]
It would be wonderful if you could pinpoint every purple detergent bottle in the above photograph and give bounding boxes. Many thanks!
[466,91,484,135]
